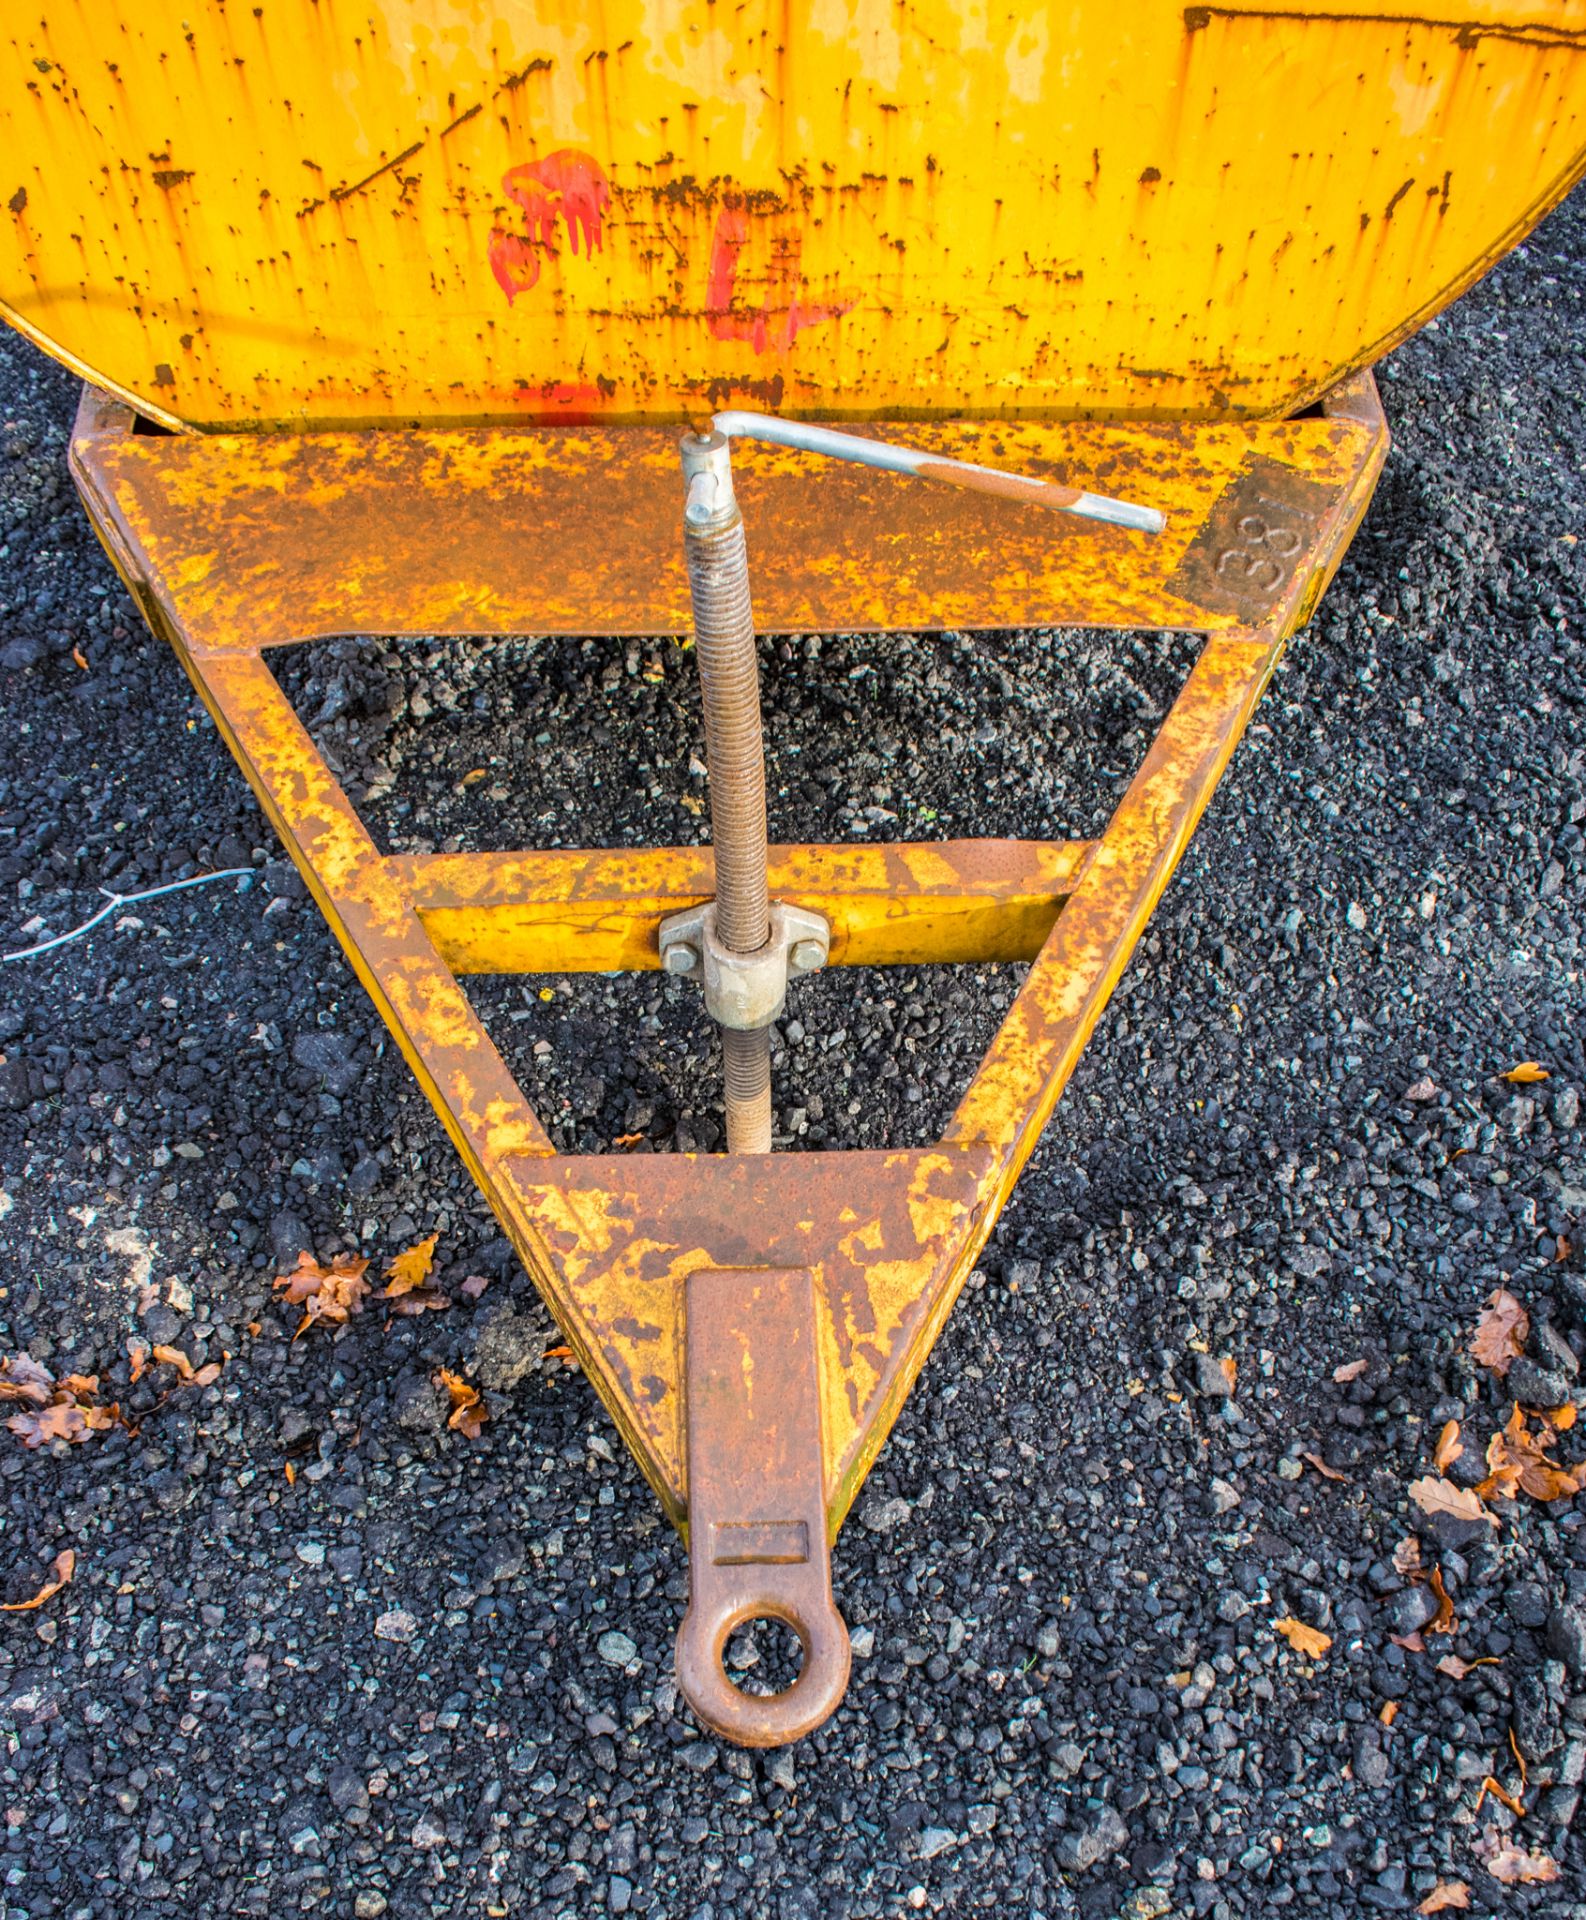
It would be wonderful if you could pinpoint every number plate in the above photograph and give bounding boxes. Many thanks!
[1166,455,1338,624]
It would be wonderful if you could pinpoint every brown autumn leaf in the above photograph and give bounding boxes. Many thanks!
[0,1549,75,1612]
[7,1400,92,1448]
[1417,1883,1470,1913]
[3,1356,124,1450]
[1433,1420,1463,1471]
[1475,1403,1586,1504]
[1438,1653,1497,1679]
[1302,1451,1348,1482]
[1393,1535,1426,1580]
[127,1339,149,1384]
[1272,1617,1331,1658]
[151,1345,223,1388]
[1218,1355,1238,1393]
[1501,1062,1550,1085]
[613,1131,645,1148]
[435,1368,488,1439]
[1408,1475,1498,1528]
[1391,1631,1427,1653]
[1426,1565,1456,1636]
[0,1354,55,1407]
[1544,1402,1578,1431]
[383,1289,451,1318]
[274,1250,372,1334]
[460,1274,491,1303]
[1470,1288,1528,1376]
[383,1233,439,1297]
[1475,1776,1526,1818]
[1379,1701,1399,1726]
[1333,1358,1369,1384]
[544,1344,576,1365]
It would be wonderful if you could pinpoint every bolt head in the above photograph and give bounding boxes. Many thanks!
[790,938,826,973]
[662,942,698,975]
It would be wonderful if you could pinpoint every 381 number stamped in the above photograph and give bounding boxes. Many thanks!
[1166,457,1333,621]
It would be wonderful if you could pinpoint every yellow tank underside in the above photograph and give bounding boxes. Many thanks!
[3,0,1585,431]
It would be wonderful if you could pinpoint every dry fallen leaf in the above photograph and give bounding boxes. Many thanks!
[1475,1403,1585,1504]
[1218,1355,1238,1393]
[435,1368,488,1439]
[379,1235,449,1316]
[1302,1451,1348,1482]
[0,1354,55,1407]
[460,1274,491,1303]
[1501,1061,1550,1085]
[1433,1421,1463,1471]
[1543,1402,1578,1431]
[274,1250,372,1336]
[613,1131,645,1148]
[1379,1700,1399,1726]
[1426,1565,1456,1637]
[1417,1883,1470,1914]
[151,1345,222,1388]
[1475,1776,1526,1818]
[1482,1843,1559,1889]
[1393,1535,1426,1580]
[1436,1653,1498,1680]
[1408,1475,1498,1528]
[1332,1357,1369,1384]
[1391,1630,1427,1654]
[127,1340,149,1385]
[383,1233,439,1297]
[384,1290,451,1318]
[1272,1617,1331,1658]
[0,1549,75,1612]
[1557,1234,1575,1265]
[4,1360,121,1448]
[1470,1288,1528,1376]
[544,1344,576,1365]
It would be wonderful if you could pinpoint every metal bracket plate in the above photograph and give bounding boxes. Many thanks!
[657,898,830,1029]
[676,1267,850,1746]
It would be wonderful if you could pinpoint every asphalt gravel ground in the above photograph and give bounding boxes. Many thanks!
[0,191,1584,1920]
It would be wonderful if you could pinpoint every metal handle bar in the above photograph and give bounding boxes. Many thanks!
[711,410,1166,534]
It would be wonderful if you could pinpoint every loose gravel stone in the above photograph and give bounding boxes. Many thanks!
[1054,1805,1129,1872]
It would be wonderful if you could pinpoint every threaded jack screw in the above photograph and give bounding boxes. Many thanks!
[680,430,772,1154]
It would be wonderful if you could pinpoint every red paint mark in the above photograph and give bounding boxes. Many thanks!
[488,148,611,304]
[705,203,853,354]
[505,378,607,424]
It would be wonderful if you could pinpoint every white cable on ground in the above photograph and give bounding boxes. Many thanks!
[1,868,256,963]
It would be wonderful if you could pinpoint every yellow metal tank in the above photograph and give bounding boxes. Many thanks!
[3,1,1584,431]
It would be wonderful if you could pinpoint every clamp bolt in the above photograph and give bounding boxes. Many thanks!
[663,942,700,976]
[790,939,827,974]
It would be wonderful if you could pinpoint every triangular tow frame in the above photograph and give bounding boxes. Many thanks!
[69,375,1387,1744]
